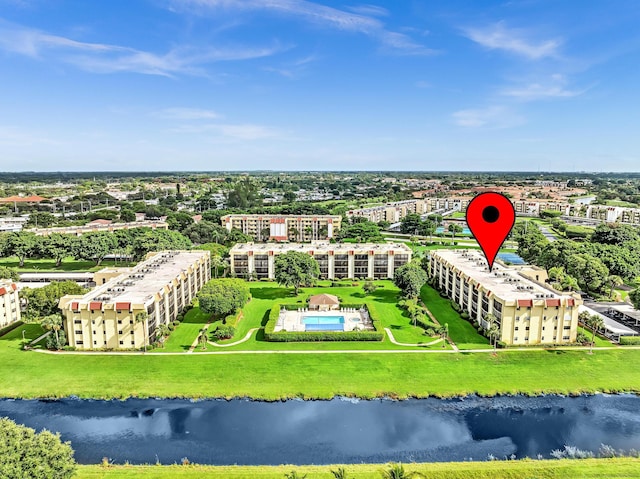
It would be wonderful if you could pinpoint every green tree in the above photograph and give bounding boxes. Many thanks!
[363,280,378,295]
[198,278,250,318]
[630,287,640,311]
[0,266,19,281]
[393,263,428,299]
[22,281,87,319]
[274,251,320,295]
[42,233,75,267]
[283,191,297,203]
[400,213,423,235]
[135,311,149,353]
[0,417,76,479]
[447,223,463,239]
[566,253,609,293]
[25,211,56,228]
[166,212,195,232]
[485,313,500,353]
[73,231,118,266]
[132,229,192,260]
[338,221,384,242]
[606,275,623,300]
[438,322,449,348]
[284,471,307,479]
[40,314,63,349]
[4,231,38,267]
[156,324,171,348]
[119,208,136,222]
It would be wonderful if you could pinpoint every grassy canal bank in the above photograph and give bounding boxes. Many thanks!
[74,458,640,478]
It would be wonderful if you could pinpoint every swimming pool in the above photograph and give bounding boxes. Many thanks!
[303,315,345,332]
[303,316,345,325]
[497,252,526,264]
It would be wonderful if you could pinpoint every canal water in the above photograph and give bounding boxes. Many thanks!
[1,394,639,465]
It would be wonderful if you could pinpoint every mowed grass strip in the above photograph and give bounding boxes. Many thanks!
[2,322,640,399]
[420,284,491,349]
[74,458,640,479]
[0,256,136,272]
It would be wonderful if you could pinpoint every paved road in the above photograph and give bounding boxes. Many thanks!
[537,225,557,242]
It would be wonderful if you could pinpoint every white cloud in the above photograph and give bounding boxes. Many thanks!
[463,22,561,59]
[346,4,389,17]
[452,106,524,128]
[172,0,434,55]
[154,108,221,120]
[501,74,588,100]
[0,19,283,76]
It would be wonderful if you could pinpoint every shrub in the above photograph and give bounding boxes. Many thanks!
[620,336,640,345]
[167,323,175,331]
[175,314,184,322]
[460,311,470,319]
[212,325,235,340]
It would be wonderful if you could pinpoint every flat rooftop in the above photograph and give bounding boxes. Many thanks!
[230,242,412,254]
[76,251,208,306]
[431,249,567,302]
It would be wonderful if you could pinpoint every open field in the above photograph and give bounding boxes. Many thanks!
[3,318,640,400]
[0,256,136,272]
[74,457,640,478]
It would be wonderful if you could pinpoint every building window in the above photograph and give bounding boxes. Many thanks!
[75,330,82,335]
[563,325,571,330]
[514,327,519,331]
[119,330,123,335]
[74,320,81,324]
[563,336,570,340]
[118,320,122,324]
[131,341,135,345]
[77,340,83,345]
[131,331,135,335]
[119,340,124,345]
[93,341,97,345]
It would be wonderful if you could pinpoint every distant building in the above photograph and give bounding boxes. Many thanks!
[229,242,411,280]
[0,279,20,328]
[429,249,581,346]
[222,214,342,242]
[59,250,210,350]
[29,220,169,236]
[346,199,428,223]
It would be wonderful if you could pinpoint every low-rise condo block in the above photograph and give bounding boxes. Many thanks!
[222,214,342,242]
[0,279,20,328]
[59,250,210,350]
[229,242,412,280]
[430,249,582,346]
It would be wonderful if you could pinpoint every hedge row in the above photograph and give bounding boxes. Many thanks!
[264,304,383,342]
[0,320,24,338]
[620,336,640,345]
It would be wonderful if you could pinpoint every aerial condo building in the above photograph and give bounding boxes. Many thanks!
[429,249,582,345]
[0,279,20,328]
[221,214,342,242]
[59,250,210,350]
[229,242,412,280]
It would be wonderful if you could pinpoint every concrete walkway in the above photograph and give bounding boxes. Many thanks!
[384,328,443,347]
[31,344,637,356]
[208,328,260,348]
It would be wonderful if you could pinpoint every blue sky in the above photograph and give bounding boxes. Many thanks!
[1,0,639,172]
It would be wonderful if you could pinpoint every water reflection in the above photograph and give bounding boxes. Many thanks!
[0,395,639,465]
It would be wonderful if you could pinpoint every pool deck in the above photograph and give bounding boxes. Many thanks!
[275,309,373,332]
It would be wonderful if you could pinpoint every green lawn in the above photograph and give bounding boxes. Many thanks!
[74,458,640,479]
[578,326,613,348]
[420,284,492,349]
[0,256,136,272]
[4,319,640,400]
[162,304,212,352]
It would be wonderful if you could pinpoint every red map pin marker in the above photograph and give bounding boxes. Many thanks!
[466,192,515,272]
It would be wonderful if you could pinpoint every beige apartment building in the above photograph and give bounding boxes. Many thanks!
[229,242,412,280]
[30,220,169,236]
[0,279,20,328]
[59,250,210,350]
[430,250,581,346]
[222,214,341,242]
[346,199,428,223]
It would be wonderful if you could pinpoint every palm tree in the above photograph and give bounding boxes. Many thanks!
[379,463,425,479]
[211,255,224,279]
[586,314,604,354]
[438,323,449,348]
[330,467,350,479]
[284,471,307,479]
[135,311,149,353]
[41,314,63,349]
[156,324,170,348]
[484,313,500,353]
[607,275,623,300]
[199,328,208,350]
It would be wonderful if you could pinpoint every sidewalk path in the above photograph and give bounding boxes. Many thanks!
[208,328,260,348]
[384,328,443,348]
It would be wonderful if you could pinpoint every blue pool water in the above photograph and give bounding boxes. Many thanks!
[497,252,526,264]
[436,226,472,235]
[302,316,345,325]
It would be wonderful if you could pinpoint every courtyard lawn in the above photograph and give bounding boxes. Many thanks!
[578,326,613,348]
[420,284,492,350]
[0,256,136,272]
[74,458,640,479]
[162,303,212,352]
[172,281,446,352]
